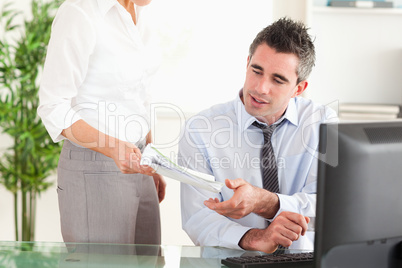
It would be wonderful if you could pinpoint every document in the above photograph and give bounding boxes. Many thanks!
[140,144,224,193]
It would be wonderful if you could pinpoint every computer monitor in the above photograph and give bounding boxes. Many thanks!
[315,121,402,268]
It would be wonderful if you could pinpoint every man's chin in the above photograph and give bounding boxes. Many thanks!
[244,105,263,118]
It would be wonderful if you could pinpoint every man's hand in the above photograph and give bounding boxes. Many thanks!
[204,178,279,219]
[153,173,166,203]
[239,211,310,253]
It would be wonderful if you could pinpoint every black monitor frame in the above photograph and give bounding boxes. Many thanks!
[314,121,402,268]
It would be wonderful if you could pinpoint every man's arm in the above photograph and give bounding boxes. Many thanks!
[204,179,310,253]
[180,181,252,249]
[239,211,310,253]
[178,138,252,250]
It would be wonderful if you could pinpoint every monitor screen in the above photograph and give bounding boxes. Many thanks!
[315,121,402,268]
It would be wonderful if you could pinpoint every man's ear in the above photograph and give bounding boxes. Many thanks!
[292,80,308,97]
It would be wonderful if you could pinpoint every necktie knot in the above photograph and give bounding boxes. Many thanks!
[252,120,280,193]
[252,121,276,143]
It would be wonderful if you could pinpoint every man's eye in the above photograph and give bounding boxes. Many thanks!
[274,79,284,84]
[252,69,262,75]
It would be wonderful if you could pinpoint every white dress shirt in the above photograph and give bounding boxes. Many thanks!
[38,0,160,144]
[178,93,338,251]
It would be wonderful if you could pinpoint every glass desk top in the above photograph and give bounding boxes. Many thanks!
[0,241,248,268]
[0,241,311,268]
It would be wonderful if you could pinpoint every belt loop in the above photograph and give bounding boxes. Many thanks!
[91,151,96,161]
[68,149,72,159]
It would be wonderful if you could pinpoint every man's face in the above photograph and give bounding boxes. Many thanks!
[242,43,307,124]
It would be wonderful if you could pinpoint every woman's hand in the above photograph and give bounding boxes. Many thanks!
[62,120,156,175]
[111,141,155,175]
[152,173,166,203]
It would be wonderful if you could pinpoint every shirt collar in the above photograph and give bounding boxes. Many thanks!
[235,89,261,133]
[96,0,118,17]
[235,89,299,132]
[96,0,147,23]
[283,98,299,126]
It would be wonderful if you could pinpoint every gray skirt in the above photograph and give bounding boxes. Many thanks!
[56,140,161,245]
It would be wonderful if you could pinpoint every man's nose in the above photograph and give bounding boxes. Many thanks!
[255,78,271,95]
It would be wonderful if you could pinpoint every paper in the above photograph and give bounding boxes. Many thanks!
[140,144,224,193]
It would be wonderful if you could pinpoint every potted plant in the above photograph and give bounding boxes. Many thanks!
[0,0,61,241]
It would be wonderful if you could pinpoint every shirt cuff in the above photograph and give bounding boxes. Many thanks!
[221,225,252,250]
[270,193,301,220]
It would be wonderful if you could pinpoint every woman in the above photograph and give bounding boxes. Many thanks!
[38,0,166,245]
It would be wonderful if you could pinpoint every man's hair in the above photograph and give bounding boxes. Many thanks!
[249,17,315,84]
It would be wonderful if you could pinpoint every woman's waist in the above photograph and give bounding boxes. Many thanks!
[60,138,147,162]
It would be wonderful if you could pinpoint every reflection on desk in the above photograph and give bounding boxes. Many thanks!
[0,241,308,268]
[0,241,236,268]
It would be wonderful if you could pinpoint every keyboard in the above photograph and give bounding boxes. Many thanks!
[221,252,314,268]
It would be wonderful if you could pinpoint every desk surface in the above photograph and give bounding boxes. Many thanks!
[0,241,309,268]
[0,241,247,268]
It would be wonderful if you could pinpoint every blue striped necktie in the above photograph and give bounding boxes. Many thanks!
[252,121,280,193]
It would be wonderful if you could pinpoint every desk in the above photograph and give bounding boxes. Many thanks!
[0,241,275,268]
[0,241,313,267]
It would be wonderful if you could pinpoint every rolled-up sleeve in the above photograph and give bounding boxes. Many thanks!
[38,3,96,142]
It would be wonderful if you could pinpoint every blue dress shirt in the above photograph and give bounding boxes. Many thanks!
[178,92,338,251]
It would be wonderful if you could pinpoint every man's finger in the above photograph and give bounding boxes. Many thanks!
[301,216,310,235]
[225,178,245,190]
[204,200,217,210]
[281,212,309,236]
[206,199,235,213]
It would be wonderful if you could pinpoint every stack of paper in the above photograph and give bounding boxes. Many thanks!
[339,103,402,122]
[140,144,224,193]
[329,1,393,8]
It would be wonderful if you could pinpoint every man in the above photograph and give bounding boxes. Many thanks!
[178,18,337,252]
[178,17,338,253]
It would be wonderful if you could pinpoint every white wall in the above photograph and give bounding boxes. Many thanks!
[266,1,402,107]
[148,0,274,114]
[0,0,273,245]
[306,7,402,106]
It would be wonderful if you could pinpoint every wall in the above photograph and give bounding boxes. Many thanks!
[148,0,274,114]
[272,0,312,24]
[306,7,402,106]
[268,0,402,107]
